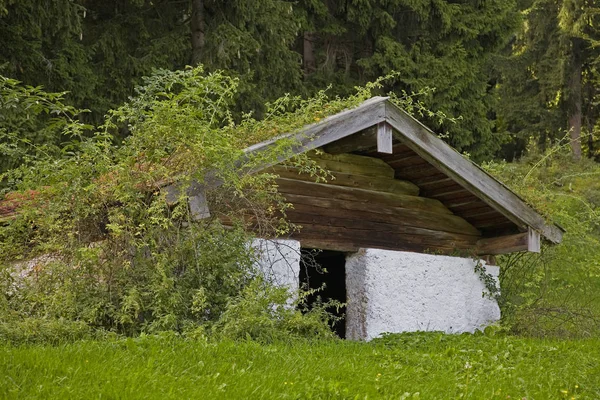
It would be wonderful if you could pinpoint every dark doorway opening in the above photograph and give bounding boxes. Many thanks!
[299,249,347,338]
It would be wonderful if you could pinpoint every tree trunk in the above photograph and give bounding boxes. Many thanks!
[568,38,583,161]
[587,116,594,158]
[303,32,316,77]
[190,0,205,65]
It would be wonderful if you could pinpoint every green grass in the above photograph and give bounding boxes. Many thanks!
[1,333,599,399]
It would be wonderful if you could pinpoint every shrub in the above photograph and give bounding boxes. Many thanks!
[484,149,600,337]
[2,68,437,341]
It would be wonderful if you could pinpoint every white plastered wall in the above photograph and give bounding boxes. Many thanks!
[251,239,301,296]
[346,249,500,341]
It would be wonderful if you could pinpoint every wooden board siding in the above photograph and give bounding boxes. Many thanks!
[385,102,563,243]
[273,152,482,253]
[363,143,521,237]
[166,96,560,255]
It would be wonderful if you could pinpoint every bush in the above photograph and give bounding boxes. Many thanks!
[484,149,600,337]
[2,68,429,342]
[0,317,96,345]
[213,279,335,343]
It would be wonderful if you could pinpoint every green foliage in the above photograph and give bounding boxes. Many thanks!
[483,144,600,337]
[0,76,90,189]
[1,333,599,398]
[212,279,335,343]
[0,0,302,124]
[0,66,300,339]
[0,0,523,160]
[496,0,600,159]
[0,67,434,342]
[300,0,520,160]
[0,318,97,346]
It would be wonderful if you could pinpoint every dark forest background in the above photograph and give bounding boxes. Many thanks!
[2,0,600,163]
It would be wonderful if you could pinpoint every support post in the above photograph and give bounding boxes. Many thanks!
[377,122,393,154]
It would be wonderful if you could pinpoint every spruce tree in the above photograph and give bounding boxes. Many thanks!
[497,0,600,160]
[298,0,521,161]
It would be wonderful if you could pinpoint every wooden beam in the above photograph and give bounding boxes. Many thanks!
[293,223,477,253]
[323,126,377,154]
[299,239,359,253]
[276,178,452,215]
[308,152,395,178]
[476,232,539,255]
[385,102,563,244]
[272,166,419,196]
[245,97,388,167]
[528,227,541,253]
[377,122,393,154]
[285,200,480,236]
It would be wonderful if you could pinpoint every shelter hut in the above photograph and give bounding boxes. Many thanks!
[1,96,563,341]
[227,96,563,340]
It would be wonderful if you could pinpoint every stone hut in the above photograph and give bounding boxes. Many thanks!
[2,96,563,341]
[232,96,563,340]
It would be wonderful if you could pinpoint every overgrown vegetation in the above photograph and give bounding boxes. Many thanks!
[2,65,600,345]
[485,142,600,337]
[0,66,334,342]
[0,67,448,344]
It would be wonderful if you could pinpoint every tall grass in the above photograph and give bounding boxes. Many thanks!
[1,333,599,399]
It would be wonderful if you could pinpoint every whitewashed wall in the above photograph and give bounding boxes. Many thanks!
[252,239,301,295]
[345,249,500,341]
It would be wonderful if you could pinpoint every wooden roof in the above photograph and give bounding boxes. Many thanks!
[2,97,563,256]
[245,96,563,255]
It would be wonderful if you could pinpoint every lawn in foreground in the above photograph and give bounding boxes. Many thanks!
[1,332,598,399]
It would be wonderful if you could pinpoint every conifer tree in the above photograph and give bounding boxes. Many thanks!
[497,0,600,160]
[298,0,521,161]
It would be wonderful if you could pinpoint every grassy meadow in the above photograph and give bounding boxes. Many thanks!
[1,332,599,399]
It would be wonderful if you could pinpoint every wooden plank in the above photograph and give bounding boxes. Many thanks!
[461,208,501,219]
[299,239,359,252]
[308,152,395,178]
[476,232,531,255]
[377,121,393,154]
[395,164,442,180]
[293,224,477,252]
[418,177,456,190]
[385,154,429,169]
[298,238,468,255]
[425,185,470,197]
[445,198,482,209]
[285,202,481,235]
[245,97,388,166]
[272,166,419,196]
[410,173,451,185]
[429,190,474,203]
[528,227,541,253]
[323,126,377,154]
[288,214,478,243]
[276,178,452,215]
[448,201,492,213]
[385,102,563,243]
[284,194,480,235]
